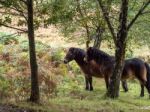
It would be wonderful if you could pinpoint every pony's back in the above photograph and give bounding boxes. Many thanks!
[86,47,114,65]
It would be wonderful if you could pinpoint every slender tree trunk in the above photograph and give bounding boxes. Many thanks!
[107,0,128,98]
[85,25,91,49]
[27,0,40,102]
[93,26,104,49]
[76,0,91,49]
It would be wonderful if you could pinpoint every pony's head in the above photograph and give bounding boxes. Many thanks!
[64,47,86,64]
[64,47,76,64]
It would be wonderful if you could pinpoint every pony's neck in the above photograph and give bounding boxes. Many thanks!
[74,56,85,66]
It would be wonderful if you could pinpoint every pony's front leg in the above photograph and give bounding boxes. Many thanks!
[121,80,128,92]
[140,84,144,97]
[89,77,93,91]
[85,76,93,91]
[85,76,90,90]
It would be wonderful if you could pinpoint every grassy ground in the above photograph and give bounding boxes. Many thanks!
[48,79,150,112]
[1,79,149,112]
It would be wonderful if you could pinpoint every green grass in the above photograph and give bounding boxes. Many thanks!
[2,79,149,112]
[48,79,150,112]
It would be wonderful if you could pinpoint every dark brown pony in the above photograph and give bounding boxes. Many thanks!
[64,47,128,92]
[86,47,150,97]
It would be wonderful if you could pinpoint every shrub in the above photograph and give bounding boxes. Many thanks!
[0,75,10,99]
[50,48,65,62]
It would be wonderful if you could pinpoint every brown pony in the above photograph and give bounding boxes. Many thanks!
[63,47,128,92]
[86,47,150,97]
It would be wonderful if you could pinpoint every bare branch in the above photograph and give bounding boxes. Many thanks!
[127,0,150,31]
[11,6,28,22]
[0,23,28,32]
[96,0,117,43]
[141,10,150,15]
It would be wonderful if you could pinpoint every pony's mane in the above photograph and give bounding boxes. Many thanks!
[69,47,86,59]
[87,47,114,64]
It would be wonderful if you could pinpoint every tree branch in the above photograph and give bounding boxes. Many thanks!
[127,0,150,31]
[11,6,28,22]
[96,0,117,43]
[0,23,28,32]
[76,0,91,48]
[141,10,150,15]
[0,1,28,22]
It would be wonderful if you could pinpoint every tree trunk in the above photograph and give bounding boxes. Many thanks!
[27,0,40,102]
[76,0,91,49]
[107,0,128,98]
[93,26,104,49]
[85,25,91,49]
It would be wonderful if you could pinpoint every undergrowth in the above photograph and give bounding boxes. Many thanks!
[0,32,150,112]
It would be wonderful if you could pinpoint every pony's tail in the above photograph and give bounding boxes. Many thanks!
[145,62,150,93]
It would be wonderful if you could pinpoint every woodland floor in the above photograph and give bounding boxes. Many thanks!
[0,104,34,112]
[1,80,150,112]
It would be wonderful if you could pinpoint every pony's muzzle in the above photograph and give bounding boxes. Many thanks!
[63,59,68,64]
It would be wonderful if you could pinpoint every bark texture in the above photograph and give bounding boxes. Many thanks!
[27,0,40,102]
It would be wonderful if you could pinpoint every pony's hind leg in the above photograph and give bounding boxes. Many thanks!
[104,76,109,90]
[121,80,128,92]
[144,62,150,98]
[145,82,150,98]
[85,76,93,91]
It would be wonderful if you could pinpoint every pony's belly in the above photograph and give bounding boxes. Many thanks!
[90,69,104,78]
[92,74,104,78]
[121,72,135,80]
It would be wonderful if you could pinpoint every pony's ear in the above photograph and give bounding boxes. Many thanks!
[87,47,93,51]
[70,47,75,52]
[63,48,68,53]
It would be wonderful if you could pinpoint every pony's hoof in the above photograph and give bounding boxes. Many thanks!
[124,89,128,92]
[140,94,144,97]
[85,87,89,91]
[89,87,93,91]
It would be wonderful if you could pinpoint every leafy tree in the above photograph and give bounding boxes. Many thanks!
[97,0,150,98]
[0,0,40,102]
[44,0,107,49]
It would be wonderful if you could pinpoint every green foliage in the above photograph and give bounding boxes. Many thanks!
[50,48,65,62]
[69,61,81,74]
[0,0,51,30]
[0,32,18,45]
[56,74,84,96]
[126,0,150,50]
[43,0,107,45]
[0,77,10,99]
